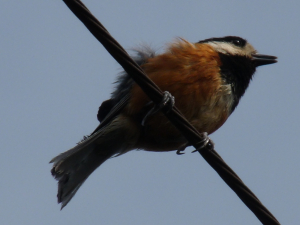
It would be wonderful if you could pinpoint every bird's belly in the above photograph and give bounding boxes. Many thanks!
[136,87,233,152]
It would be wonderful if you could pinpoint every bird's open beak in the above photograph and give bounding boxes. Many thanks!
[252,53,277,67]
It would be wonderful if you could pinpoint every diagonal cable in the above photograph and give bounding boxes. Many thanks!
[60,1,281,224]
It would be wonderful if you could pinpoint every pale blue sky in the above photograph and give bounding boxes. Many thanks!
[1,1,299,224]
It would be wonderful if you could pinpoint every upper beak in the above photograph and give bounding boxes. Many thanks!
[252,53,277,67]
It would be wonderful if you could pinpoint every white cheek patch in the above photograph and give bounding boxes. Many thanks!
[206,42,256,57]
[207,42,242,55]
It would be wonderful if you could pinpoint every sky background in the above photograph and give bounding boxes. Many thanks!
[1,1,299,224]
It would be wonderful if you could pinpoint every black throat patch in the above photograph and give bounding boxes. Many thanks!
[218,53,256,113]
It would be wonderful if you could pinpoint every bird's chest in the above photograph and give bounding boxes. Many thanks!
[187,83,234,134]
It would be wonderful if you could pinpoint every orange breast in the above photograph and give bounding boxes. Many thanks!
[124,40,232,151]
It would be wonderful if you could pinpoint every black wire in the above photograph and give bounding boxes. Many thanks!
[60,1,281,224]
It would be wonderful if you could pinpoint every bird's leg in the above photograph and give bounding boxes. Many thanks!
[176,142,191,155]
[141,91,175,126]
[191,132,214,153]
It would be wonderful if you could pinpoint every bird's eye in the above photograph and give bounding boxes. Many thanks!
[232,39,240,45]
[231,39,245,47]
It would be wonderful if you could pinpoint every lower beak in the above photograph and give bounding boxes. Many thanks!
[252,54,277,67]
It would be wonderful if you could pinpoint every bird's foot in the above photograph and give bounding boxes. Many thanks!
[191,132,214,153]
[141,91,175,126]
[176,142,192,155]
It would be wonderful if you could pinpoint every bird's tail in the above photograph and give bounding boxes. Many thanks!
[50,116,138,209]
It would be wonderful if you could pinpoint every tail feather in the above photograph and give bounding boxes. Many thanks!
[50,130,116,209]
[50,116,139,209]
[51,150,113,209]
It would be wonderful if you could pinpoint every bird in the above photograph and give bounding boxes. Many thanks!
[50,36,277,209]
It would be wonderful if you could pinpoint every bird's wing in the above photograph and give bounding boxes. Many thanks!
[91,94,130,135]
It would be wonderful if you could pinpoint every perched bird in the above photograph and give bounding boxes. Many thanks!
[50,36,277,209]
